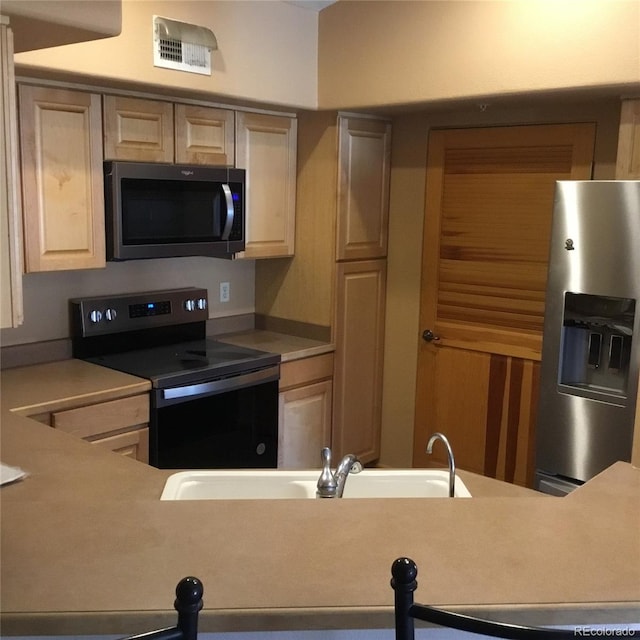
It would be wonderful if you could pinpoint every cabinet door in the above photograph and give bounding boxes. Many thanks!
[92,427,150,464]
[235,112,297,258]
[616,99,640,179]
[336,116,391,261]
[279,379,332,469]
[103,95,173,162]
[175,104,234,166]
[19,85,105,272]
[332,259,387,463]
[0,21,23,327]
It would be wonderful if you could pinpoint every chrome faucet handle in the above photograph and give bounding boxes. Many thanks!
[316,447,338,498]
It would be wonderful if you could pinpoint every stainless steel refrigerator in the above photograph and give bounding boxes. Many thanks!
[535,180,640,495]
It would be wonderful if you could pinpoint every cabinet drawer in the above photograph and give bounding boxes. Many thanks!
[280,353,334,391]
[52,395,149,440]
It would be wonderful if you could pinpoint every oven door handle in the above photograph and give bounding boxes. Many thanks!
[161,365,279,402]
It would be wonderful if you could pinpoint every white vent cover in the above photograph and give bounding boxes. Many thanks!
[153,15,217,76]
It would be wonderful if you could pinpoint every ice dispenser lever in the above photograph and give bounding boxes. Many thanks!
[587,332,602,369]
[608,335,624,371]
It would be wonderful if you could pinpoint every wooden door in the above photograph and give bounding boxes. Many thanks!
[103,95,173,162]
[279,380,333,469]
[19,85,105,272]
[235,112,297,258]
[413,124,595,486]
[336,116,391,260]
[333,258,387,463]
[175,104,235,166]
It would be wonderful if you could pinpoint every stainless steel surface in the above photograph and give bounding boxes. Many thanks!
[534,471,581,497]
[71,287,209,337]
[426,432,456,498]
[536,181,640,485]
[161,365,280,402]
[316,447,362,498]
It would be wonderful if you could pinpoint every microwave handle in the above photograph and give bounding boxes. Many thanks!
[221,184,234,241]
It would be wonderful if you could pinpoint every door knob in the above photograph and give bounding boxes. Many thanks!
[422,329,440,342]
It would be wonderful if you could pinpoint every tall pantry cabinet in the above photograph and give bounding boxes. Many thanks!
[256,112,391,465]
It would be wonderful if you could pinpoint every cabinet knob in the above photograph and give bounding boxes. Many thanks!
[422,329,440,342]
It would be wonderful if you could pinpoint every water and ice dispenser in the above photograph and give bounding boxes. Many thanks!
[559,293,635,403]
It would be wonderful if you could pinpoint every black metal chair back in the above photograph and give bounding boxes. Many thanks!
[119,576,203,640]
[391,558,577,639]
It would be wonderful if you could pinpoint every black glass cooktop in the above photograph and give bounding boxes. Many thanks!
[85,339,280,389]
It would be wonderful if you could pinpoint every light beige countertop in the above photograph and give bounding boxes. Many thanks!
[1,358,151,415]
[1,359,639,636]
[217,329,334,362]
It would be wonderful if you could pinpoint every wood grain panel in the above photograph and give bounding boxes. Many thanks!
[103,95,173,162]
[19,85,105,271]
[415,123,595,485]
[175,104,234,166]
[278,380,332,469]
[615,99,640,179]
[336,116,391,260]
[332,259,386,463]
[235,112,297,258]
[279,353,334,391]
[52,394,149,440]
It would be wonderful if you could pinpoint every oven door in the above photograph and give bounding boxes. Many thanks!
[150,365,279,469]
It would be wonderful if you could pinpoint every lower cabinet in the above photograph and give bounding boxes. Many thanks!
[278,353,333,469]
[332,259,387,464]
[50,394,150,464]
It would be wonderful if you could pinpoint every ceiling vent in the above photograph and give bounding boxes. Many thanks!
[153,16,217,76]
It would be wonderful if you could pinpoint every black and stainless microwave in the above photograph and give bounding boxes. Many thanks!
[104,161,245,261]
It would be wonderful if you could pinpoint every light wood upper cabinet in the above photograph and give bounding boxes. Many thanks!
[235,112,297,258]
[19,84,105,272]
[103,95,174,163]
[336,116,391,261]
[0,20,23,327]
[175,104,234,166]
[104,96,235,167]
[616,99,640,179]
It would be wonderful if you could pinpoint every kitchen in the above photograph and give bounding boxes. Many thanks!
[1,0,640,636]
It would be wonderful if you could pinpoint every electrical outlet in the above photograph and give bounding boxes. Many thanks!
[219,282,230,303]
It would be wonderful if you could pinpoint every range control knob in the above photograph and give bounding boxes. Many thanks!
[89,309,103,324]
[196,297,207,311]
[104,308,117,321]
[184,299,196,312]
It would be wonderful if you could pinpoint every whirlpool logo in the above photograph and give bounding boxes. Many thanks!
[181,170,195,176]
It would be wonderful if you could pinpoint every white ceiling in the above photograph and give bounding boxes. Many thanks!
[285,0,337,11]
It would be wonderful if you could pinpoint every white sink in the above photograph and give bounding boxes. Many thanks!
[160,469,471,500]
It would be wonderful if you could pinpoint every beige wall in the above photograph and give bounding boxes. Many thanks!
[2,0,121,53]
[0,257,255,347]
[379,95,622,468]
[13,0,319,109]
[319,0,640,110]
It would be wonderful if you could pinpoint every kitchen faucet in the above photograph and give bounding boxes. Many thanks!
[316,447,362,498]
[426,432,456,497]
